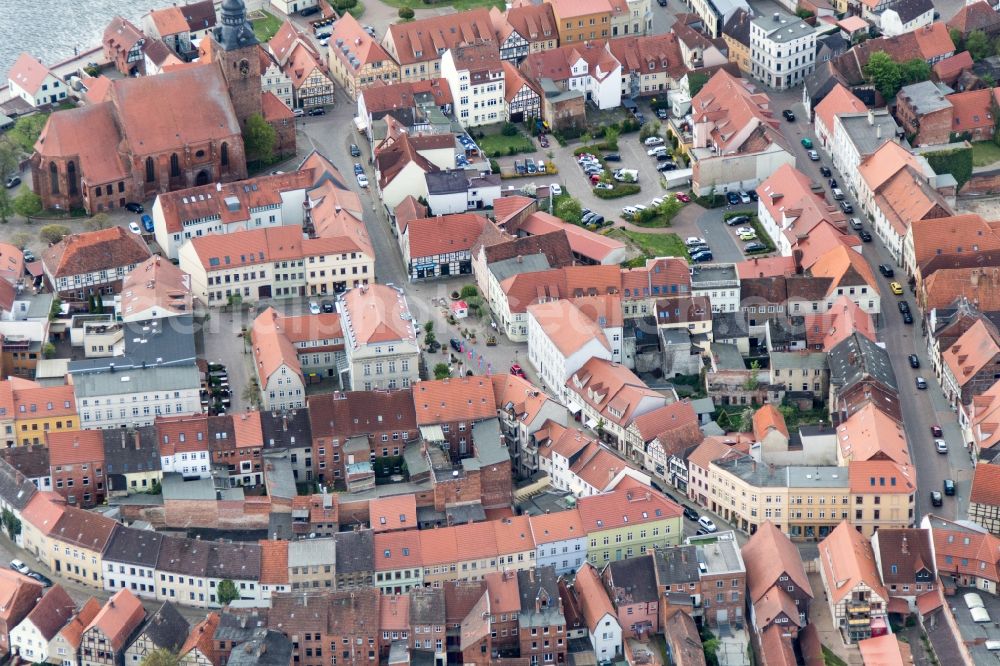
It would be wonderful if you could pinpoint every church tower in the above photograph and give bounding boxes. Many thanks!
[208,0,262,129]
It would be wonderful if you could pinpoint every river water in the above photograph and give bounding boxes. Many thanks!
[0,0,179,79]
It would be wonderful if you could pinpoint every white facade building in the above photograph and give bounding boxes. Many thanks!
[73,366,202,430]
[441,44,506,128]
[527,300,614,402]
[750,12,816,91]
[338,284,421,391]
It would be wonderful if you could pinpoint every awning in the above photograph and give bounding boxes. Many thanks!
[886,598,909,615]
[420,425,446,443]
[585,418,598,430]
[566,401,583,415]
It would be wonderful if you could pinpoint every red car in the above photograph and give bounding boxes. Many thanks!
[930,425,943,437]
[510,363,526,379]
[675,192,691,203]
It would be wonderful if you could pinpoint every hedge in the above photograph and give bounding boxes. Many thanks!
[594,184,641,199]
[925,146,973,191]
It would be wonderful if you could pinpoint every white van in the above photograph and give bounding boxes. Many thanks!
[850,217,863,230]
[832,188,845,200]
[621,206,638,219]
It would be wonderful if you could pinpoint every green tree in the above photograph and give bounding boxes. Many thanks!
[703,637,720,666]
[554,196,583,224]
[39,224,70,245]
[715,409,732,430]
[737,407,754,433]
[424,330,436,347]
[423,321,434,334]
[0,139,20,223]
[949,28,964,51]
[639,120,662,141]
[900,58,931,86]
[603,126,620,150]
[688,71,710,96]
[433,362,451,380]
[863,51,902,100]
[84,212,112,231]
[7,114,48,154]
[967,30,991,61]
[48,298,62,321]
[743,360,761,391]
[0,508,21,539]
[397,6,414,19]
[12,190,42,218]
[140,649,179,666]
[95,292,104,312]
[217,579,240,606]
[243,113,277,165]
[43,343,56,362]
[459,285,479,299]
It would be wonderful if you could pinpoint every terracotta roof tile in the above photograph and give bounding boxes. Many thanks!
[943,318,1000,386]
[493,515,535,555]
[933,51,974,82]
[566,358,665,428]
[51,508,119,553]
[910,214,1000,268]
[528,508,585,545]
[858,140,921,194]
[359,79,453,116]
[947,1,1000,35]
[386,8,495,67]
[86,589,145,652]
[369,494,417,532]
[14,384,76,419]
[736,255,797,280]
[912,22,955,61]
[393,196,428,233]
[742,521,812,603]
[8,53,57,97]
[413,376,496,425]
[836,402,910,465]
[970,462,1000,506]
[329,14,392,69]
[492,2,557,46]
[858,635,911,666]
[406,214,487,260]
[808,245,878,294]
[379,593,410,631]
[573,562,614,632]
[251,307,303,381]
[873,528,935,586]
[848,460,915,494]
[341,284,415,347]
[577,486,681,534]
[527,299,611,357]
[517,211,625,263]
[759,625,797,666]
[686,436,752,470]
[179,612,218,660]
[758,165,848,254]
[607,33,686,79]
[373,529,423,571]
[752,404,788,441]
[631,400,700,443]
[258,540,289,586]
[147,6,189,36]
[121,256,192,319]
[42,226,151,280]
[375,133,438,189]
[21,492,66,535]
[972,379,1000,451]
[26,584,77,640]
[47,430,105,467]
[502,265,622,314]
[691,69,780,153]
[59,597,101,649]
[922,267,1000,310]
[930,516,1000,581]
[814,83,867,136]
[547,0,613,18]
[804,295,876,350]
[818,520,888,605]
[948,87,1000,133]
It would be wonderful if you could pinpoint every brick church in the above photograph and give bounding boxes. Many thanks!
[32,0,295,213]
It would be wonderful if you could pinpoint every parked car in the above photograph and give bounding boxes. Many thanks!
[309,301,321,315]
[350,144,361,157]
[859,230,872,242]
[808,150,820,161]
[930,490,943,507]
[656,108,668,119]
[526,158,537,174]
[819,166,831,177]
[801,137,813,149]
[726,192,741,205]
[307,107,325,116]
[902,311,913,324]
[916,376,928,389]
[293,108,305,117]
[22,250,34,263]
[353,163,364,175]
[655,154,674,164]
[9,560,29,575]
[738,231,757,241]
[656,162,677,172]
[450,338,464,352]
[685,237,707,247]
[510,363,526,378]
[930,424,942,437]
[299,5,320,15]
[840,200,854,213]
[944,478,956,495]
[539,135,549,148]
[644,136,665,146]
[321,300,335,313]
[889,282,903,295]
[744,241,767,253]
[549,184,562,196]
[141,214,154,233]
[909,354,921,369]
[648,146,668,156]
[690,249,713,262]
[697,516,718,532]
[879,263,894,277]
[675,192,691,202]
[829,178,838,188]
[748,190,758,202]
[604,153,621,162]
[936,439,948,454]
[734,226,754,236]
[5,176,21,189]
[356,173,368,187]
[595,182,613,190]
[782,109,796,121]
[739,191,751,203]
[128,221,142,234]
[726,215,749,226]
[26,571,52,586]
[831,188,844,200]
[125,202,144,213]
[514,160,526,174]
[897,301,910,314]
[581,212,598,225]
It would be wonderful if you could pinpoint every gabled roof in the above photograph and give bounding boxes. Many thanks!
[912,22,955,61]
[529,507,585,545]
[742,521,812,603]
[573,563,615,633]
[527,299,611,357]
[25,585,76,641]
[804,295,877,350]
[138,602,190,653]
[928,514,1000,582]
[251,307,302,380]
[340,284,415,347]
[752,404,788,441]
[517,211,625,263]
[971,463,1000,507]
[42,226,151,279]
[375,133,438,189]
[369,494,417,532]
[412,376,496,425]
[47,430,106,466]
[873,528,935,586]
[943,318,1000,387]
[566,357,665,428]
[7,53,57,96]
[818,520,888,605]
[329,13,392,70]
[547,0,613,20]
[909,214,1000,268]
[606,33,686,79]
[947,0,1000,35]
[836,402,910,465]
[691,69,780,154]
[814,83,867,133]
[576,486,681,534]
[59,597,102,649]
[948,87,1000,133]
[406,214,487,260]
[386,8,495,66]
[121,256,192,319]
[492,3,557,44]
[858,635,911,666]
[85,589,145,652]
[50,507,119,554]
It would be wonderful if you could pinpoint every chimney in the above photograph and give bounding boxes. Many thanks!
[848,352,857,366]
[901,535,909,554]
[517,254,523,264]
[876,124,882,140]
[867,109,875,126]
[133,430,141,450]
[109,599,115,608]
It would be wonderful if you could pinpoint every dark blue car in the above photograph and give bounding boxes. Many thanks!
[141,214,154,233]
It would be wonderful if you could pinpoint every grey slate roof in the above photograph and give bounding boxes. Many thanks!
[837,111,903,158]
[104,526,164,567]
[653,545,701,586]
[770,351,829,370]
[518,566,564,628]
[260,410,313,450]
[156,535,210,576]
[71,365,202,398]
[288,539,336,567]
[0,456,38,511]
[102,427,161,476]
[425,170,471,195]
[214,610,269,643]
[227,630,293,666]
[207,541,262,581]
[135,602,190,653]
[887,0,933,24]
[69,315,197,373]
[409,587,446,624]
[489,254,551,282]
[752,11,814,42]
[333,529,375,575]
[605,555,659,604]
[899,80,951,115]
[829,332,897,391]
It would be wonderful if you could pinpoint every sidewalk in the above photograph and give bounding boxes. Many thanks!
[806,571,863,666]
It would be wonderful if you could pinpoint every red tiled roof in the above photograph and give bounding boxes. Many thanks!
[406,214,487,260]
[386,9,494,66]
[8,53,56,97]
[42,226,151,280]
[752,404,788,441]
[948,87,1000,133]
[413,376,496,425]
[369,494,417,532]
[576,486,681,534]
[46,431,105,466]
[86,589,145,652]
[574,563,614,632]
[258,540,289,585]
[818,521,888,605]
[742,521,812,603]
[913,22,955,61]
[970,463,1000,507]
[814,83,867,136]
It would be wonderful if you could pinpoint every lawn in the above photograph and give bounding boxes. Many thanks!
[251,10,283,42]
[822,646,847,666]
[477,131,535,157]
[608,228,689,261]
[378,0,503,10]
[971,141,1000,167]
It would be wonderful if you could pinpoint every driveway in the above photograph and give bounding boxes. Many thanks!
[694,205,755,264]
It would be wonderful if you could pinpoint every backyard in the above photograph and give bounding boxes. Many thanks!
[476,129,536,157]
[971,141,1000,167]
[607,228,689,262]
[250,10,283,42]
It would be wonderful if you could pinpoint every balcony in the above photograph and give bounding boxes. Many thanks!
[847,601,871,615]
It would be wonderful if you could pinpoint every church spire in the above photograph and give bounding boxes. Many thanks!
[218,0,259,51]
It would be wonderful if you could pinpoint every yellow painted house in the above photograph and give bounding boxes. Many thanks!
[13,384,78,446]
[578,484,683,564]
[22,494,118,588]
